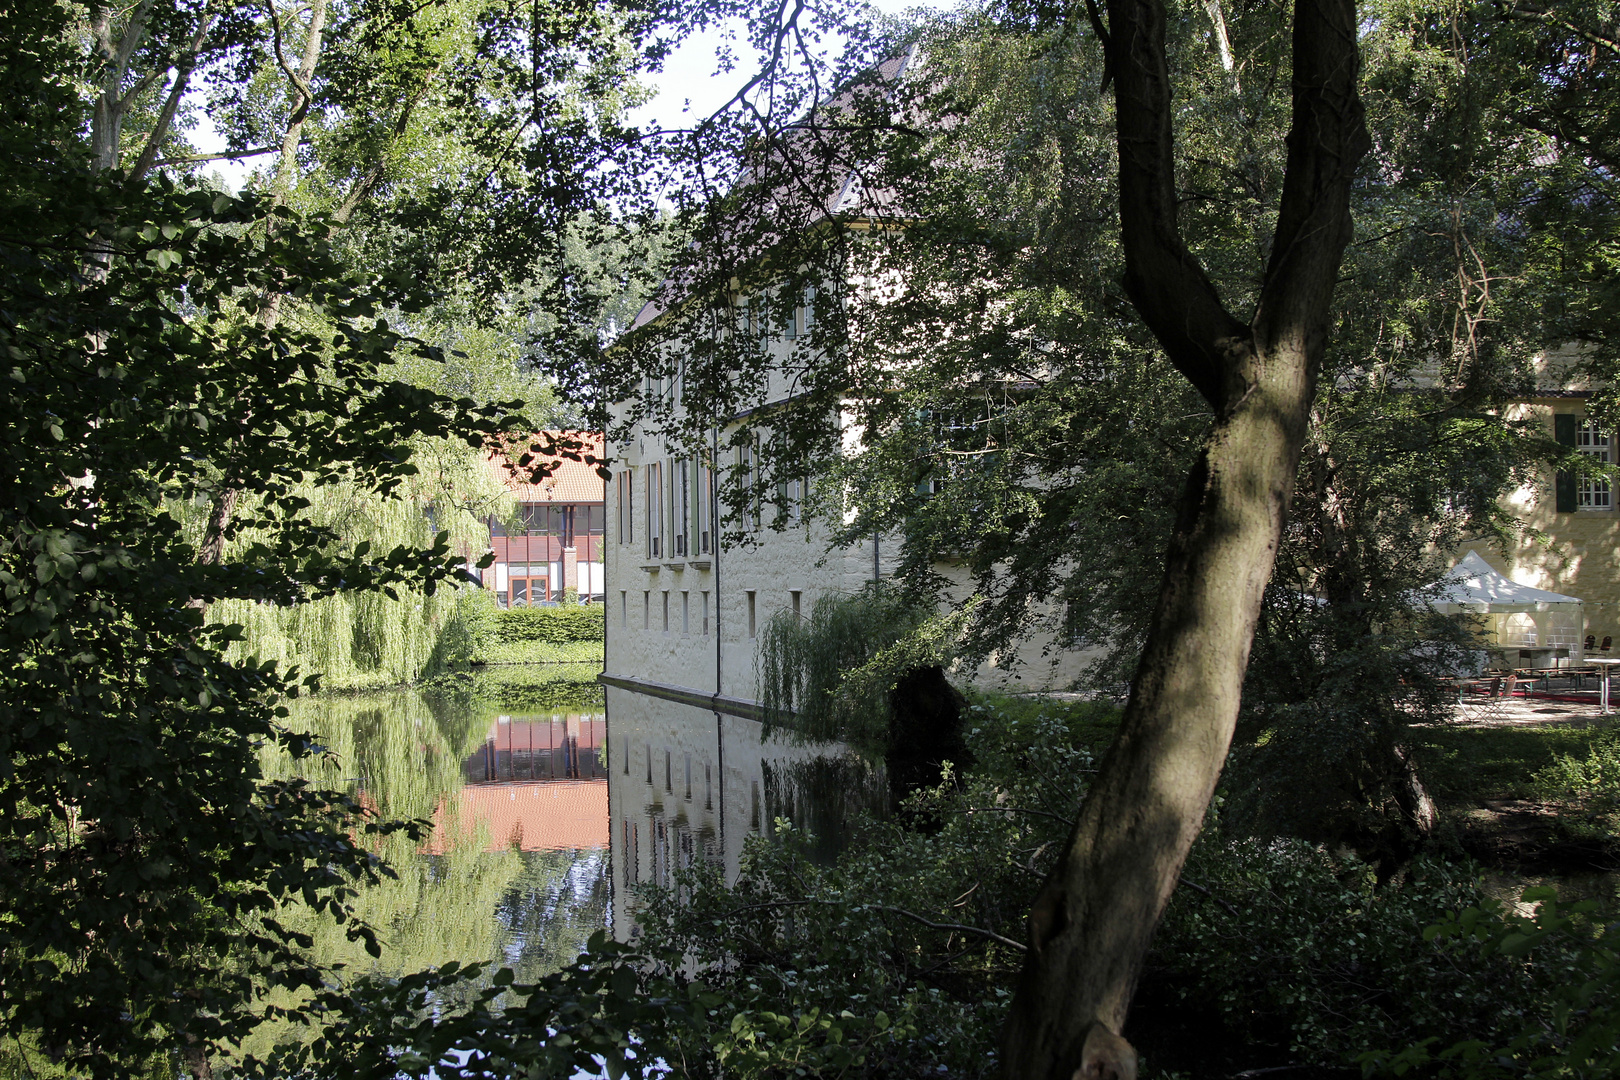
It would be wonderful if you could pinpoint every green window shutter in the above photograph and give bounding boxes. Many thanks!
[1555,413,1578,513]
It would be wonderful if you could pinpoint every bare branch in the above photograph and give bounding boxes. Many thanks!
[150,146,280,168]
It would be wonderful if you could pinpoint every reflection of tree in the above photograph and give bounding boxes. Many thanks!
[230,692,607,1063]
[762,755,886,866]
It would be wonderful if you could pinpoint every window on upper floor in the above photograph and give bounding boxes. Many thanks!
[748,295,768,348]
[1578,420,1612,511]
[697,461,714,554]
[671,457,690,557]
[645,462,663,558]
[784,284,815,339]
[616,470,633,545]
[778,476,803,523]
[737,442,761,531]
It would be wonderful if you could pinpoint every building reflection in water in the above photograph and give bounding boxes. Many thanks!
[605,686,886,940]
[425,713,610,855]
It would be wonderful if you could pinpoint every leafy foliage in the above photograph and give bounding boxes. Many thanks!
[756,585,969,750]
[0,0,620,1065]
[349,696,1608,1080]
[1363,887,1620,1080]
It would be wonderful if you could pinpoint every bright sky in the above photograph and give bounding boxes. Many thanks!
[628,0,931,134]
[199,0,935,191]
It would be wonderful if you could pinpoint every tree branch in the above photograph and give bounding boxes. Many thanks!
[712,897,1027,952]
[150,146,280,168]
[1251,0,1369,363]
[129,10,218,182]
[1106,0,1251,411]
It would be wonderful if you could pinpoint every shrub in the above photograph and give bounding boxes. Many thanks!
[492,603,605,644]
[1534,731,1620,810]
[1362,887,1620,1080]
[1150,841,1546,1070]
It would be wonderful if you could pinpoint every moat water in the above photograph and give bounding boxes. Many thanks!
[239,683,881,1059]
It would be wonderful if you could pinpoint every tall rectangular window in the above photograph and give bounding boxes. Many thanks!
[681,591,690,635]
[778,477,803,523]
[643,590,650,630]
[738,443,760,531]
[748,295,768,348]
[697,462,713,555]
[620,590,627,628]
[791,590,802,618]
[1578,421,1612,510]
[616,471,633,545]
[671,458,691,557]
[784,284,815,338]
[701,591,710,636]
[747,590,757,638]
[662,591,670,634]
[645,462,663,558]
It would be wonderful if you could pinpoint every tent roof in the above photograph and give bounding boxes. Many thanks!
[1430,551,1583,612]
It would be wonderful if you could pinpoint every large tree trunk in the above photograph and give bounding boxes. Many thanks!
[998,2,1368,1076]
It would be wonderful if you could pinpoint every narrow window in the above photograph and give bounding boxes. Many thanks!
[682,591,690,635]
[704,761,713,810]
[701,591,710,636]
[645,462,663,558]
[684,753,692,800]
[622,736,629,775]
[1578,420,1613,510]
[664,749,672,792]
[750,780,761,831]
[671,458,691,557]
[643,590,650,630]
[748,590,757,638]
[645,743,652,785]
[749,295,767,348]
[620,590,627,628]
[698,462,713,554]
[791,590,802,618]
[738,443,759,532]
[615,474,625,544]
[662,591,670,634]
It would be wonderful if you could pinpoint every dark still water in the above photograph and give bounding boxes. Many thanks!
[242,685,882,1059]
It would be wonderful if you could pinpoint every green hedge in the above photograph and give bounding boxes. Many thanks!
[493,605,606,644]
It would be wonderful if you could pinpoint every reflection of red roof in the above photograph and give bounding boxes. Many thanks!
[486,432,606,504]
[424,780,608,854]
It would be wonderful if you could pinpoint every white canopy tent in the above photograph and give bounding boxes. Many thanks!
[1428,551,1586,659]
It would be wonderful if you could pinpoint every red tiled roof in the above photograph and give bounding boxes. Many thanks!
[486,431,606,504]
[423,780,608,854]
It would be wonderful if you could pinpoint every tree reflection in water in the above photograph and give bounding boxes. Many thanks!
[232,690,608,1064]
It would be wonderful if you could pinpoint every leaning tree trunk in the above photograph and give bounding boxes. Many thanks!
[998,2,1369,1077]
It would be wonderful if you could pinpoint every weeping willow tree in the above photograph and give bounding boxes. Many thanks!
[207,435,512,690]
[757,586,975,752]
[228,691,610,1065]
